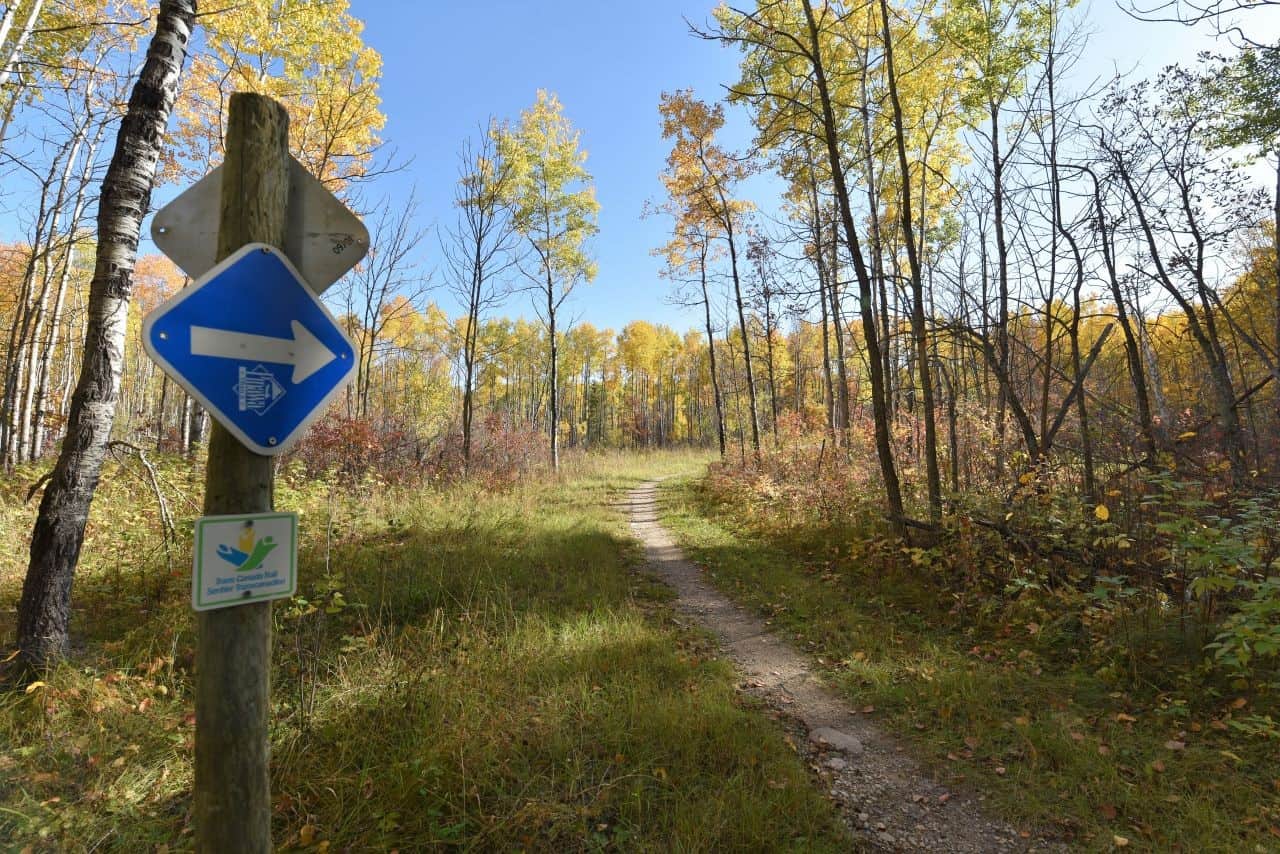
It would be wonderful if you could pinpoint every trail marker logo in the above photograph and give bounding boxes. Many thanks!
[193,512,297,611]
[236,365,286,414]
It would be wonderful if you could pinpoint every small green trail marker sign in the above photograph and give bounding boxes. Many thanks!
[193,512,297,611]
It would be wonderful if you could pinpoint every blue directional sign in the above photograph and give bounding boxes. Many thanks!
[143,243,356,455]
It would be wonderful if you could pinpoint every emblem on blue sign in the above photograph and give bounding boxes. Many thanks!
[236,365,286,414]
[142,243,356,455]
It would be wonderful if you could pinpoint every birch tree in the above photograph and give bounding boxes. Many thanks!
[18,0,196,666]
[500,90,599,470]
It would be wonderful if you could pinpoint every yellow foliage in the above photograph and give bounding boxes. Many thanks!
[165,0,385,191]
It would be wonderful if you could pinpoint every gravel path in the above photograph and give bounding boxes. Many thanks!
[626,480,1062,853]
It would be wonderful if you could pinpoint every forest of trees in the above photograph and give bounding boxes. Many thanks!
[1,0,1278,657]
[2,0,1280,849]
[5,1,1276,492]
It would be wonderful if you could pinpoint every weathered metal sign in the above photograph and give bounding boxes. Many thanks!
[151,156,369,293]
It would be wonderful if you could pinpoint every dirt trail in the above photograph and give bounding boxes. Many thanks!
[627,480,1059,853]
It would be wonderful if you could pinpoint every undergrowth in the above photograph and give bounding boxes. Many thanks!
[661,467,1280,853]
[0,449,853,851]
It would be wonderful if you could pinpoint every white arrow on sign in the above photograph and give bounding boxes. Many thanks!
[191,320,336,384]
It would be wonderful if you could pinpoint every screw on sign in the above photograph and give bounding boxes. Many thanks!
[192,512,297,611]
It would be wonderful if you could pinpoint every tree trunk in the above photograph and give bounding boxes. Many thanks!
[461,355,476,466]
[17,0,196,666]
[0,0,42,88]
[827,216,851,439]
[461,270,480,469]
[0,2,21,55]
[1083,167,1159,458]
[0,0,44,159]
[817,257,835,438]
[547,267,559,470]
[856,28,892,425]
[1274,154,1280,418]
[880,0,941,521]
[156,376,170,451]
[700,243,726,459]
[0,0,42,159]
[808,189,836,440]
[32,121,106,460]
[941,363,961,492]
[1115,159,1245,480]
[1050,133,1095,497]
[990,102,1010,476]
[801,0,904,533]
[763,288,779,444]
[178,393,191,453]
[0,148,62,466]
[187,401,206,454]
[724,211,760,460]
[19,123,90,462]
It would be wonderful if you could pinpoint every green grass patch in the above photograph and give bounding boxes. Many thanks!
[659,473,1280,853]
[0,450,853,851]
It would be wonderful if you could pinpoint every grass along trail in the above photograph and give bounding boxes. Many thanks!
[0,452,855,850]
[628,479,1060,853]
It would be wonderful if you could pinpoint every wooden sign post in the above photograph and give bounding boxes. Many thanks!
[193,92,289,853]
[144,81,363,849]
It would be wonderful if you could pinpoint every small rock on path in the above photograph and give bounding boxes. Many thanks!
[626,480,1061,853]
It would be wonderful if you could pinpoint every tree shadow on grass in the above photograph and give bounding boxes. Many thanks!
[1,485,850,852]
[271,607,850,852]
[267,509,849,850]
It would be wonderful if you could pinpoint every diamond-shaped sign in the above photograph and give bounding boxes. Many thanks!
[151,156,369,293]
[143,243,356,455]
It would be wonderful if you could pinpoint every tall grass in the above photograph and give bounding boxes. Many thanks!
[661,472,1280,853]
[0,448,853,851]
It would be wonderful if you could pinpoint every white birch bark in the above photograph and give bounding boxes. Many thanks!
[0,0,43,157]
[18,0,197,665]
[0,1,22,54]
[18,111,90,461]
[0,0,42,88]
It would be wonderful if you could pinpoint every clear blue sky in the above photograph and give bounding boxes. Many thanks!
[6,2,1269,334]
[5,1,1274,330]
[357,0,749,334]
[356,0,1279,336]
